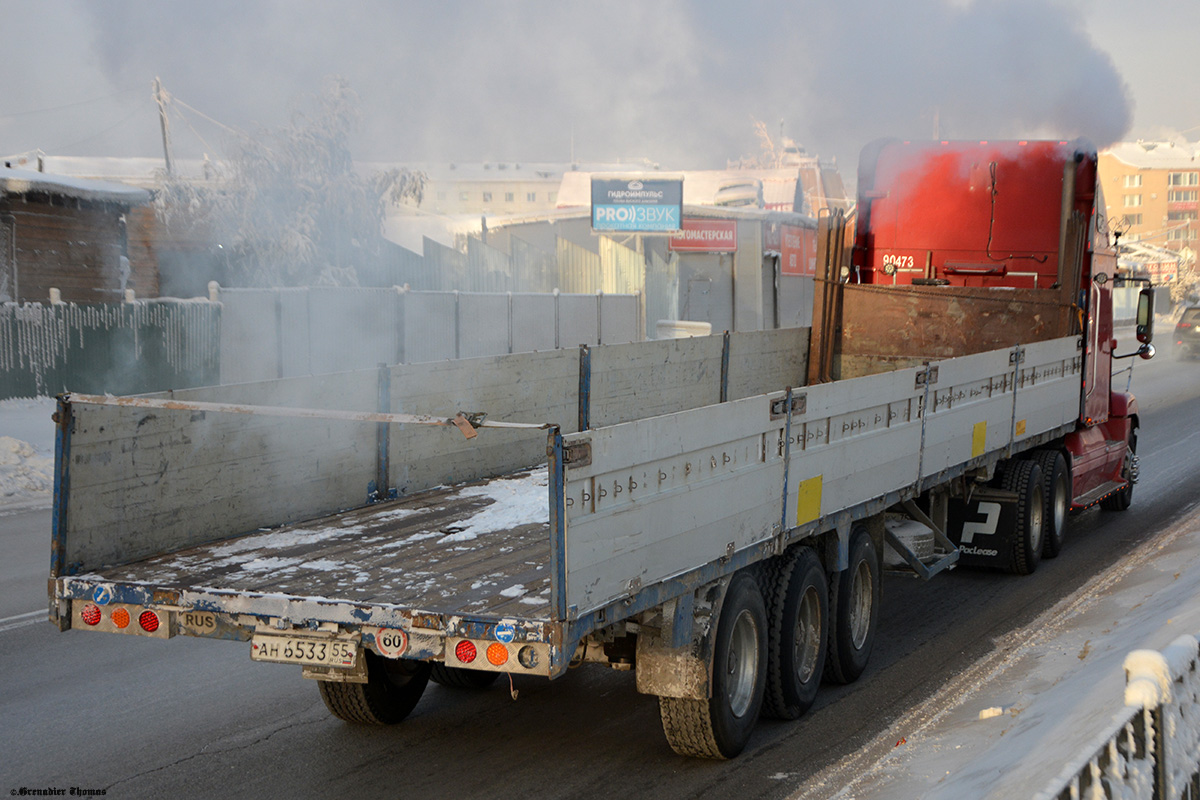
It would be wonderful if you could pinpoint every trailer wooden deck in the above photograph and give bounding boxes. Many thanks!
[91,469,554,620]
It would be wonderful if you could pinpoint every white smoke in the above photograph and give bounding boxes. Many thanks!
[3,0,1135,174]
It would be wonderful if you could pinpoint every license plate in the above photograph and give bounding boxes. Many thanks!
[250,635,358,668]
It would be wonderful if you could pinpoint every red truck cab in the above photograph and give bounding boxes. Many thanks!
[852,139,1151,511]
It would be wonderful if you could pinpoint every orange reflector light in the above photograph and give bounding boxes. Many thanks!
[486,642,509,667]
[138,610,160,633]
[455,640,477,664]
[81,604,101,626]
[111,607,130,629]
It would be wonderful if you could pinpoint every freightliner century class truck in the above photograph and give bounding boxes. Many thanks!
[47,139,1155,759]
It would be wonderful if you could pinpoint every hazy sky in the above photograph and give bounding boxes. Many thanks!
[2,0,1196,177]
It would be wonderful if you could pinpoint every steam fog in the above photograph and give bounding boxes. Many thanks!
[3,0,1149,173]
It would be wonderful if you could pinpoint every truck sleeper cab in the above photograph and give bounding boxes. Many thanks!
[49,140,1148,761]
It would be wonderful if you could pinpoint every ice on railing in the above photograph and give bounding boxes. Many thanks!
[1041,634,1200,800]
[1034,707,1155,800]
[1162,635,1200,799]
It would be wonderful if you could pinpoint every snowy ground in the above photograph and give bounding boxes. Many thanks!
[805,503,1200,800]
[0,397,56,512]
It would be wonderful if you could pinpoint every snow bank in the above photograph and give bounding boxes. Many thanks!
[0,397,56,511]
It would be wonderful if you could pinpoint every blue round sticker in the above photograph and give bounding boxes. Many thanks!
[93,586,113,605]
[494,622,516,643]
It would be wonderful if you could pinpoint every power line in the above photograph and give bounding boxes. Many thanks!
[171,104,221,157]
[0,88,141,120]
[49,109,142,153]
[171,96,247,139]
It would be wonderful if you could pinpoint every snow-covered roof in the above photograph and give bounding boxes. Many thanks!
[39,155,213,187]
[362,160,660,184]
[0,167,151,206]
[1119,241,1181,264]
[39,155,652,190]
[1103,141,1200,170]
[555,167,808,210]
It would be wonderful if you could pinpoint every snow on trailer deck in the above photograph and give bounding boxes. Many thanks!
[88,469,554,619]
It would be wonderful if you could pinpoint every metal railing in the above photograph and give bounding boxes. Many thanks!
[1036,634,1200,800]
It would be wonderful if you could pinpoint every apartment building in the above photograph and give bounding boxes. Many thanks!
[1099,141,1199,261]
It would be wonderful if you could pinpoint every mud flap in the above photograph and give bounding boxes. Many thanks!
[947,488,1020,570]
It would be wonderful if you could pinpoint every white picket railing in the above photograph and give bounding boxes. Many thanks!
[1036,634,1200,800]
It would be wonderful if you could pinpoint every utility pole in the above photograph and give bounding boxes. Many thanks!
[153,77,173,175]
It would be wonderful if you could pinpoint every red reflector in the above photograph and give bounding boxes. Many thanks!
[81,604,102,626]
[455,640,477,664]
[138,610,160,632]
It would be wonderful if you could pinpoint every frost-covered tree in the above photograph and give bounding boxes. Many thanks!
[156,76,424,287]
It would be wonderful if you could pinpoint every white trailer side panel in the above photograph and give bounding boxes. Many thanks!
[1013,337,1084,446]
[783,367,925,528]
[387,349,579,494]
[63,399,377,572]
[919,347,1018,478]
[562,393,786,616]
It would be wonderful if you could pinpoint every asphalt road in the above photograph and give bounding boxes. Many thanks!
[2,339,1198,800]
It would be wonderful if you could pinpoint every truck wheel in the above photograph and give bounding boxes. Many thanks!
[1032,451,1070,558]
[659,571,767,759]
[430,664,499,689]
[762,547,827,719]
[826,525,880,684]
[1100,430,1137,512]
[1002,460,1045,575]
[318,652,431,724]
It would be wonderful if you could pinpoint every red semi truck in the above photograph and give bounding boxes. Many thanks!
[830,138,1154,567]
[49,139,1154,760]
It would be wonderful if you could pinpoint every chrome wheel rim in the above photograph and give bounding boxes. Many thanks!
[1052,472,1068,535]
[726,609,759,718]
[793,585,822,684]
[848,560,873,649]
[1029,484,1044,552]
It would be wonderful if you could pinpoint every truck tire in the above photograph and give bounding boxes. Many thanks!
[1032,450,1070,559]
[318,652,431,724]
[659,571,767,759]
[1100,430,1137,512]
[762,546,827,719]
[430,664,499,689]
[825,525,880,684]
[1001,460,1045,575]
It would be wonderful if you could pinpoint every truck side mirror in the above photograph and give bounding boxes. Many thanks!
[1136,287,1154,344]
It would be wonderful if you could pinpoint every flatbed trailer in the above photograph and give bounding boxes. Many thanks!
[49,139,1154,759]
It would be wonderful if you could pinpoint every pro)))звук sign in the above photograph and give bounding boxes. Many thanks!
[591,177,683,233]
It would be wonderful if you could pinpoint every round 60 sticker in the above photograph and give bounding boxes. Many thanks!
[374,628,409,658]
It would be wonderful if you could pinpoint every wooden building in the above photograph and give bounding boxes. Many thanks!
[0,168,153,304]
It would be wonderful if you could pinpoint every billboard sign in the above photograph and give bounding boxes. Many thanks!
[591,176,683,233]
[668,218,738,253]
[780,224,817,276]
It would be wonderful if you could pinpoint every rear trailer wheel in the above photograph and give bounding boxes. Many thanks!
[826,526,880,684]
[1101,430,1137,512]
[318,652,431,724]
[1001,460,1045,576]
[1032,451,1070,559]
[430,664,500,689]
[762,547,828,719]
[659,571,767,759]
